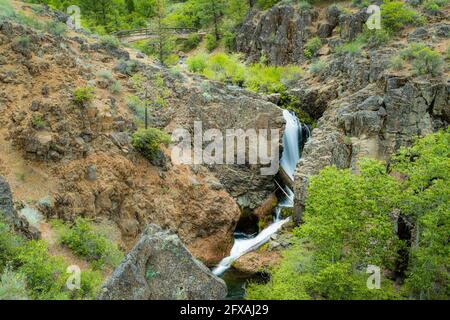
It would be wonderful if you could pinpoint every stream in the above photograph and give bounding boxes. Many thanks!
[213,109,310,299]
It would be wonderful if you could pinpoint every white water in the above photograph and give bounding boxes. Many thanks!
[280,109,303,180]
[213,110,305,276]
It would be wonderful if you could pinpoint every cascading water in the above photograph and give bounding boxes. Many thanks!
[213,110,308,277]
[280,109,304,180]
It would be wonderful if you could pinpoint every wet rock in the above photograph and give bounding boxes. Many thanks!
[98,224,227,300]
[0,177,40,239]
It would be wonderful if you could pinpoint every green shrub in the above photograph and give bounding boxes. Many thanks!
[115,59,138,76]
[0,267,28,300]
[31,115,46,129]
[246,64,303,93]
[256,0,281,10]
[96,70,113,81]
[110,81,122,94]
[186,52,208,73]
[390,55,406,70]
[187,52,303,94]
[59,218,124,270]
[99,35,121,49]
[392,129,450,300]
[205,34,219,52]
[202,53,246,85]
[126,95,145,120]
[247,129,450,300]
[164,53,180,66]
[381,0,422,32]
[223,31,237,52]
[181,34,201,52]
[423,0,449,14]
[401,43,443,76]
[14,36,31,51]
[15,240,70,300]
[131,128,171,161]
[309,60,327,74]
[0,218,23,273]
[336,37,364,56]
[298,1,313,11]
[46,21,66,37]
[73,87,95,106]
[361,29,391,48]
[303,37,322,59]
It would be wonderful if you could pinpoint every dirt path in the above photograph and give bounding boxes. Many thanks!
[39,222,91,271]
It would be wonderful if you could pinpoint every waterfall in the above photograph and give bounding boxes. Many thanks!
[213,110,308,276]
[280,109,303,180]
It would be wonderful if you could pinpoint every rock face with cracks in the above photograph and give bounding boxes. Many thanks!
[98,224,227,300]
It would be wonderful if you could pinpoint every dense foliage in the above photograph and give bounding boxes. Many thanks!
[186,52,303,94]
[131,128,172,161]
[0,217,102,299]
[56,218,124,270]
[247,129,449,300]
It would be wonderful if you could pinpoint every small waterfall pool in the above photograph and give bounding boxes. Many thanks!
[214,110,310,298]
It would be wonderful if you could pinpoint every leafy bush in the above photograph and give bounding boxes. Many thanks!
[205,34,219,52]
[186,52,208,73]
[110,81,122,94]
[0,218,23,273]
[202,53,246,85]
[390,55,406,70]
[223,31,237,52]
[336,37,365,56]
[181,34,201,52]
[96,70,113,81]
[303,37,322,59]
[247,129,450,300]
[361,29,391,48]
[126,95,145,120]
[15,240,70,299]
[115,59,138,76]
[309,60,327,74]
[31,115,46,129]
[423,0,449,14]
[99,35,121,49]
[0,267,28,300]
[381,0,422,32]
[246,64,303,93]
[46,21,66,37]
[187,52,303,94]
[14,36,31,51]
[392,129,450,300]
[257,0,281,10]
[164,53,180,66]
[73,87,95,106]
[59,218,124,270]
[131,128,171,161]
[400,43,443,76]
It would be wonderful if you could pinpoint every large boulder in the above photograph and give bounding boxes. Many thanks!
[98,224,228,300]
